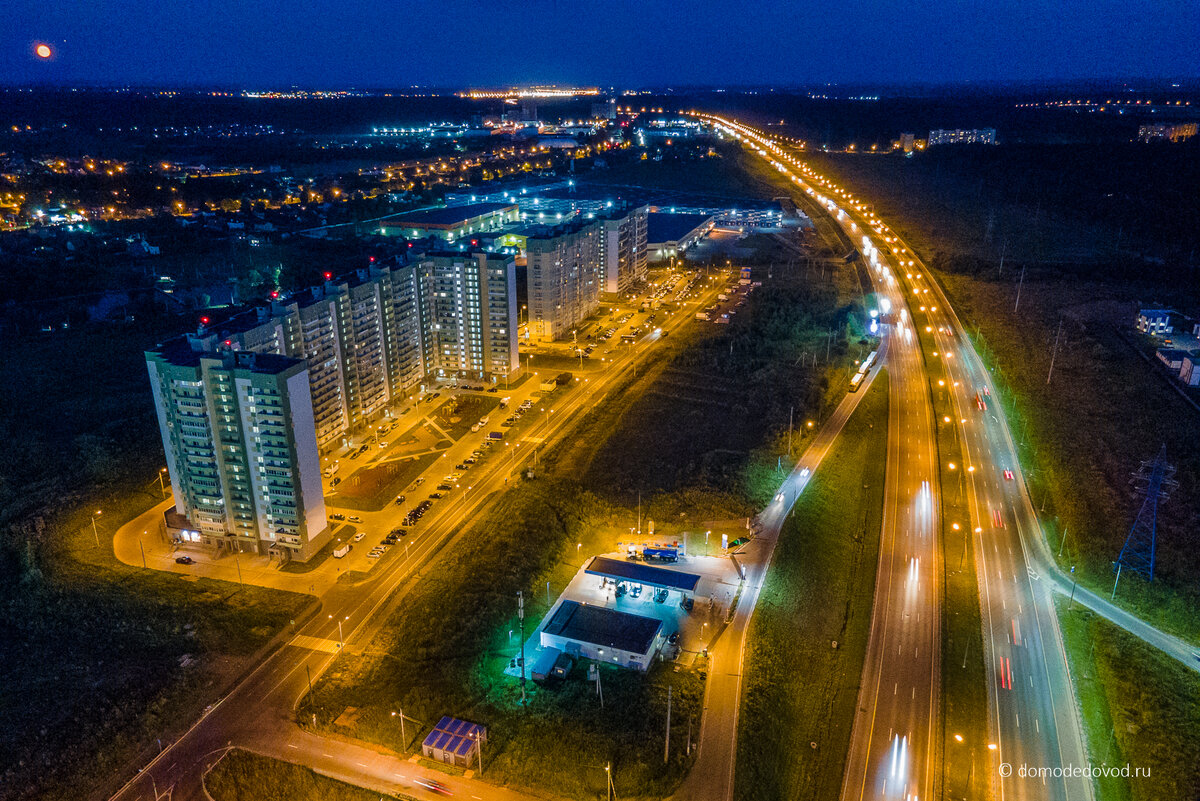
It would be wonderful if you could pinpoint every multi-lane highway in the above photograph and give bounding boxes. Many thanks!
[708,115,1098,801]
[107,273,730,801]
[711,115,948,801]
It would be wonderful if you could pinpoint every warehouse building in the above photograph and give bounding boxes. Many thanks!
[379,202,519,243]
[646,212,715,260]
[540,600,665,671]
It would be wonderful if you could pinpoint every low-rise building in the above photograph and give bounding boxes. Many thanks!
[379,202,519,243]
[927,128,997,146]
[1138,122,1198,143]
[421,717,487,768]
[539,599,665,671]
[1137,308,1173,335]
[646,212,715,261]
[1156,348,1189,371]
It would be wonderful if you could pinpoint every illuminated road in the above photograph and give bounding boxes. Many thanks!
[107,276,729,801]
[710,116,946,801]
[675,357,886,801]
[709,116,1100,801]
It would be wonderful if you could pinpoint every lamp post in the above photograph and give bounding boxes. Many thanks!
[158,467,168,497]
[392,709,407,751]
[91,510,102,547]
[329,614,347,649]
[1068,565,1078,610]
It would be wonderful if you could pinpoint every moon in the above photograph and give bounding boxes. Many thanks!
[35,43,53,59]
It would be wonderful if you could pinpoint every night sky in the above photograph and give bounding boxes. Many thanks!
[4,0,1199,87]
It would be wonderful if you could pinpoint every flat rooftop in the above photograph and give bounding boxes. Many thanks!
[647,212,713,244]
[387,202,516,227]
[585,555,701,592]
[542,600,662,655]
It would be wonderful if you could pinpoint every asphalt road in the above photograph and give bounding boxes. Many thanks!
[712,116,947,801]
[789,143,1096,799]
[674,357,886,801]
[107,275,730,801]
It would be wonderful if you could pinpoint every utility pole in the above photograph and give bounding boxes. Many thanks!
[664,685,672,764]
[518,592,527,705]
[1013,266,1025,312]
[788,406,794,458]
[637,492,642,534]
[1046,319,1063,384]
[1058,526,1070,558]
[393,709,407,750]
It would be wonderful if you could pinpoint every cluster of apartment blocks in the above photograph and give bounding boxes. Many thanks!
[147,253,519,561]
[526,204,648,340]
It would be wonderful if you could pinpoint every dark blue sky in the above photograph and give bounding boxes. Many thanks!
[4,0,1199,87]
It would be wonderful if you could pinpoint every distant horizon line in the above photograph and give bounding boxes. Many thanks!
[1,76,1198,95]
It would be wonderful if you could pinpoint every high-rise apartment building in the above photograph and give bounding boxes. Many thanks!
[599,204,649,297]
[147,254,519,560]
[421,252,520,382]
[146,346,329,561]
[527,218,603,341]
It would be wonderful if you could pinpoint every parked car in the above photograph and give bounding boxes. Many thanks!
[174,555,194,565]
[353,532,365,542]
[428,492,443,499]
[348,515,362,524]
[394,494,406,505]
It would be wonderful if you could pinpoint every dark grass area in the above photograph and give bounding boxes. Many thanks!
[307,477,705,799]
[333,452,440,512]
[919,323,990,799]
[1058,601,1200,801]
[0,487,310,801]
[734,374,888,801]
[555,264,866,508]
[205,750,387,801]
[430,394,500,440]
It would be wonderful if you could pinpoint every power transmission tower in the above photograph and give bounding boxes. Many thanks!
[1113,446,1177,596]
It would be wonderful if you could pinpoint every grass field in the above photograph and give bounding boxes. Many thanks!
[733,374,887,801]
[0,484,311,801]
[205,750,388,801]
[918,322,990,799]
[1057,600,1200,801]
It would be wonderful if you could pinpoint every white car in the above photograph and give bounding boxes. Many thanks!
[353,532,365,542]
[348,515,362,524]
[800,468,810,479]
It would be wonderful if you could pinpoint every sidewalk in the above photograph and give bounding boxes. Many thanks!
[112,498,354,596]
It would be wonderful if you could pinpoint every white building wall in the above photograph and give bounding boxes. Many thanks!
[286,370,327,542]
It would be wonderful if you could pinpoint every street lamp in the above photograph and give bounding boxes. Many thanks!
[158,467,168,497]
[91,510,102,547]
[329,614,348,649]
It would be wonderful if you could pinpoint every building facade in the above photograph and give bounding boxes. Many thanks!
[526,218,603,340]
[927,128,997,146]
[600,204,649,297]
[147,254,519,561]
[146,347,329,561]
[420,252,520,382]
